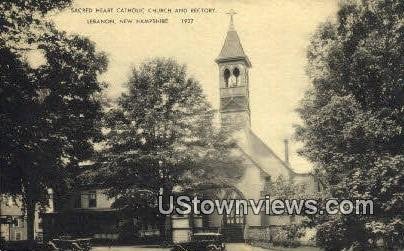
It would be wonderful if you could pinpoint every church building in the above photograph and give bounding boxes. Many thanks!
[170,13,322,244]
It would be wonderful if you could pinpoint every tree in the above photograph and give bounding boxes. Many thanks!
[93,58,242,238]
[0,1,108,240]
[296,0,403,249]
[261,175,326,248]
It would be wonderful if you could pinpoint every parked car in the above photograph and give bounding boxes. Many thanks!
[1,241,58,251]
[50,237,92,251]
[171,233,226,251]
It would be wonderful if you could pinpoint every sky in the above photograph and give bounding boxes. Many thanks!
[51,0,340,173]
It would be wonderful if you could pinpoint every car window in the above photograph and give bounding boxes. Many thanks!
[193,235,219,241]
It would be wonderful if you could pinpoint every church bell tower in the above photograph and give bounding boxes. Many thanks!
[215,10,252,131]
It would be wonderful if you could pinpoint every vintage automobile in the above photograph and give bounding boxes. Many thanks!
[49,237,92,251]
[171,232,226,251]
[1,241,59,251]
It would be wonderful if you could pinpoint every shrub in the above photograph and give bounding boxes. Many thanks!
[316,217,371,251]
[271,225,303,248]
[316,219,347,251]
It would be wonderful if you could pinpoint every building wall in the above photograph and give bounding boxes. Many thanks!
[171,215,191,243]
[44,189,118,239]
[8,216,27,241]
[0,200,28,241]
[220,112,251,131]
[207,210,222,228]
[292,174,321,194]
[0,194,53,241]
[233,139,296,227]
[232,144,322,229]
[45,188,164,242]
[64,189,114,210]
[235,163,264,227]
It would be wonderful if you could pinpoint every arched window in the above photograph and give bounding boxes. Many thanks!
[233,68,240,86]
[224,190,245,225]
[224,69,230,87]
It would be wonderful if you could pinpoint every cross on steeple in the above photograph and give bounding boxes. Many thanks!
[226,9,237,30]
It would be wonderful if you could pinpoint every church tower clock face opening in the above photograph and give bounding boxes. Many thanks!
[215,10,252,132]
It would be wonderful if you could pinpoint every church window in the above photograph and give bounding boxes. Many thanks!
[224,69,230,87]
[233,67,240,86]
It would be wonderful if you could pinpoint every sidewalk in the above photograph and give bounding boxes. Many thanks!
[90,244,321,251]
[226,243,321,251]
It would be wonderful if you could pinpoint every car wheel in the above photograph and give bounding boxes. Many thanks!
[206,244,218,251]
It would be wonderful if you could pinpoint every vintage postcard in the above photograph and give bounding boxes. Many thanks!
[1,0,402,250]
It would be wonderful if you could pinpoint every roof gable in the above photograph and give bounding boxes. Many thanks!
[236,128,303,177]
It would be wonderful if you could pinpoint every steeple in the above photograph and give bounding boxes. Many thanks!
[215,10,251,67]
[216,11,252,131]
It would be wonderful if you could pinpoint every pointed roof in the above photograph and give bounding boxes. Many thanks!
[215,17,251,67]
[235,128,298,175]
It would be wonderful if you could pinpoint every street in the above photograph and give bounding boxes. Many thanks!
[92,243,321,251]
[92,243,261,251]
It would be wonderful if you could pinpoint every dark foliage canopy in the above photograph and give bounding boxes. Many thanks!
[93,58,243,211]
[0,0,107,240]
[296,0,403,249]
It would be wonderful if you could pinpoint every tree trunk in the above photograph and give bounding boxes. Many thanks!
[158,213,169,243]
[26,199,36,241]
[158,181,172,243]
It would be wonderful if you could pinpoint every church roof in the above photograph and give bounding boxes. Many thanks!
[236,128,309,177]
[216,28,251,67]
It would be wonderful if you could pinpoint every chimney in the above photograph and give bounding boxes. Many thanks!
[284,139,289,165]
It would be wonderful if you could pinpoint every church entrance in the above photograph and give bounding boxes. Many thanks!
[184,183,247,243]
[221,188,246,243]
